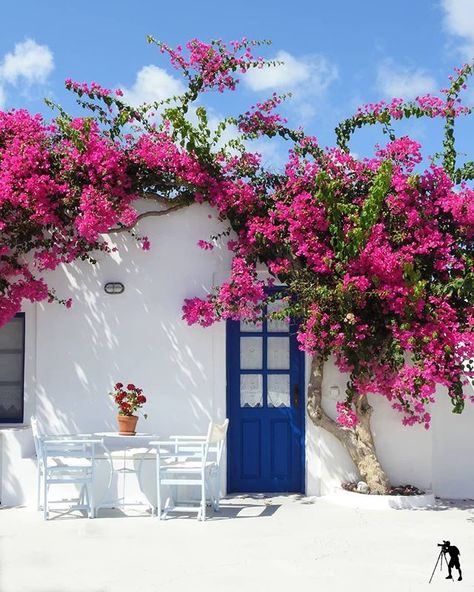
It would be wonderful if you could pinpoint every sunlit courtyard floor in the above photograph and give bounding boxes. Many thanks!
[1,494,474,592]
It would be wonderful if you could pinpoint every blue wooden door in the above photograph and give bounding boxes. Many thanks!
[226,302,305,493]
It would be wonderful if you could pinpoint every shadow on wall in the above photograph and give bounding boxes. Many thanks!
[33,203,231,436]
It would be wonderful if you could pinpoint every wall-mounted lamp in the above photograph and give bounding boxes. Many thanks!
[329,386,340,400]
[104,282,125,295]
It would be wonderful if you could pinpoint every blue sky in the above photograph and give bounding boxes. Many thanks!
[0,0,473,169]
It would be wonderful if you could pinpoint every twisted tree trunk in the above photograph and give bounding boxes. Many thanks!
[307,354,390,494]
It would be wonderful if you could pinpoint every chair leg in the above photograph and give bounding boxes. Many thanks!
[87,482,95,519]
[200,479,206,521]
[79,485,85,506]
[214,470,222,511]
[211,476,220,512]
[81,483,91,518]
[43,479,48,521]
[36,465,42,511]
[156,464,162,519]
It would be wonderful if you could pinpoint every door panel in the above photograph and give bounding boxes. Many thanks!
[241,420,261,479]
[227,305,305,493]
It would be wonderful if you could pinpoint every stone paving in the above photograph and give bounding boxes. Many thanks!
[1,495,474,591]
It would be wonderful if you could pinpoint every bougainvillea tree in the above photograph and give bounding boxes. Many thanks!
[0,38,472,493]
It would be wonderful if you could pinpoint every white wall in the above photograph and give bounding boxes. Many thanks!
[432,382,474,498]
[1,202,473,505]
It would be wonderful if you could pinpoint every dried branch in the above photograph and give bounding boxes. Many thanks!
[108,201,190,234]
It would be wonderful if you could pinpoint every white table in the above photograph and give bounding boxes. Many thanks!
[94,432,160,513]
[52,432,160,513]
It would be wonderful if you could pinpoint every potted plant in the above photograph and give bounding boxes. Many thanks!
[110,382,147,435]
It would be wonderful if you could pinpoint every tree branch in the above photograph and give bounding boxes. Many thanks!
[108,202,190,234]
[306,353,347,441]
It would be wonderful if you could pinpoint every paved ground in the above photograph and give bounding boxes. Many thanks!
[1,495,473,592]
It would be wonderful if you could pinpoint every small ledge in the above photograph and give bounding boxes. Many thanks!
[321,488,435,510]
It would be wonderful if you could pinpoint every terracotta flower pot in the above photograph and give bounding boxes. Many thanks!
[117,414,138,435]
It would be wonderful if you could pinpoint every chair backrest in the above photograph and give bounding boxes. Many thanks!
[205,419,229,465]
[207,419,229,444]
[30,416,42,460]
[31,416,96,463]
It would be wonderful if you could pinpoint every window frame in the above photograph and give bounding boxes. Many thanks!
[0,312,25,424]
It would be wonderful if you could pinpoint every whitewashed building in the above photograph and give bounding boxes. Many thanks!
[1,203,473,508]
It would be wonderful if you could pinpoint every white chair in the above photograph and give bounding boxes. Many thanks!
[31,417,98,520]
[152,419,229,521]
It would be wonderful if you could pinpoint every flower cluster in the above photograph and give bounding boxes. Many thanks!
[110,382,148,417]
[0,108,143,324]
[154,37,266,93]
[336,401,358,428]
[355,94,469,120]
[182,297,216,327]
[238,95,288,136]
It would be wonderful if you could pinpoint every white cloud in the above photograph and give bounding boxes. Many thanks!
[376,61,437,99]
[0,86,6,110]
[0,39,54,86]
[245,50,338,122]
[441,0,474,57]
[121,65,185,106]
[246,50,337,95]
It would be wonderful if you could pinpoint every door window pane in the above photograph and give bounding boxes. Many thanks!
[240,374,263,408]
[267,337,290,369]
[240,337,262,369]
[240,319,262,333]
[267,300,289,333]
[268,375,290,408]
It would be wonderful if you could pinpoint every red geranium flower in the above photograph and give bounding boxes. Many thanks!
[110,381,148,418]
